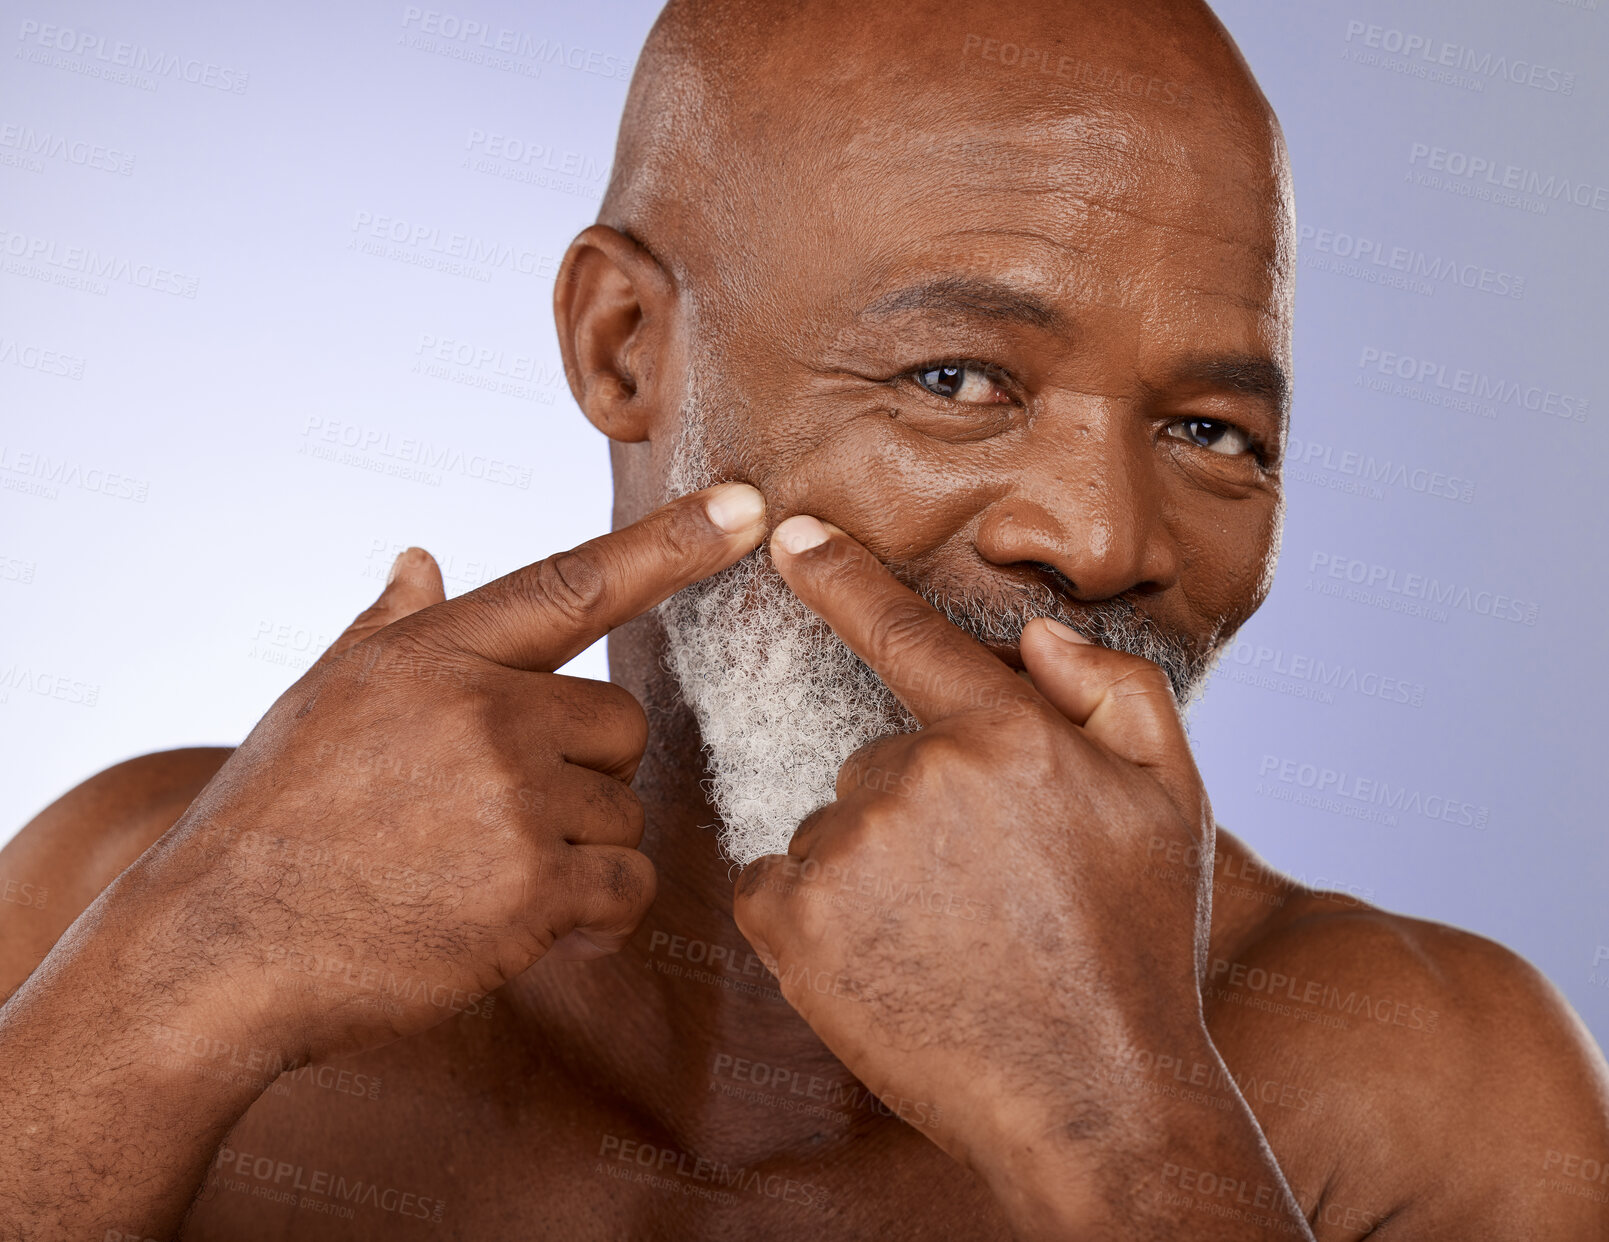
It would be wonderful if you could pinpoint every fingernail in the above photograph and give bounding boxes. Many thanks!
[1041,616,1091,644]
[705,483,766,533]
[773,514,829,555]
[387,546,424,585]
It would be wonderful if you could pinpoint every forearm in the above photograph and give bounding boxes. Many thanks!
[0,893,273,1240]
[975,1031,1315,1241]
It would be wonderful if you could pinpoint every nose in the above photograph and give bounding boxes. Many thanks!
[973,402,1180,601]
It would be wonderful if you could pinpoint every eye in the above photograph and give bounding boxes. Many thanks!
[909,361,1012,405]
[1165,417,1255,456]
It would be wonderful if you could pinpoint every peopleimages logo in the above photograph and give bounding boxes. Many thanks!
[299,415,534,490]
[0,124,135,175]
[463,131,606,180]
[409,333,564,405]
[1342,21,1577,94]
[1221,639,1427,708]
[1284,435,1475,504]
[461,130,606,199]
[349,211,561,283]
[398,8,633,80]
[1257,754,1490,831]
[1307,552,1540,626]
[1356,347,1589,423]
[959,33,1194,106]
[0,444,149,502]
[1408,143,1609,213]
[0,226,200,298]
[0,336,85,380]
[1299,224,1524,299]
[14,19,250,93]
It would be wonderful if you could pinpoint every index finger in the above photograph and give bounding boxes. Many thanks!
[768,515,1035,725]
[408,483,767,671]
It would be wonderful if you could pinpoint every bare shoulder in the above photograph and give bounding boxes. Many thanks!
[1209,887,1609,1237]
[0,747,233,999]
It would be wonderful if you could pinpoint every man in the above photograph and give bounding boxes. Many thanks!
[2,0,1605,1237]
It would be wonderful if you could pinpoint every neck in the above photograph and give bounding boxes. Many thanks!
[507,611,872,1160]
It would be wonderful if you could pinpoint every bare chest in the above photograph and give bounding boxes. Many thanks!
[175,968,1368,1241]
[178,1049,1015,1242]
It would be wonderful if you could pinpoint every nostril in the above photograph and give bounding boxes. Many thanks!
[1030,562,1079,599]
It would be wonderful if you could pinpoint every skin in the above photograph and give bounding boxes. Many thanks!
[3,0,1608,1238]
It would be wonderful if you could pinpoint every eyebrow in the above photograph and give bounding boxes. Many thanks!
[859,276,1068,333]
[858,277,1288,413]
[1163,355,1291,416]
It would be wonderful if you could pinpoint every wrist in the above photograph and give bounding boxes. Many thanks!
[42,848,303,1080]
[2,921,278,1118]
[968,1024,1311,1241]
[0,860,280,1239]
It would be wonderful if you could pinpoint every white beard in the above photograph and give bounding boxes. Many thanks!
[655,397,1223,867]
[657,412,918,865]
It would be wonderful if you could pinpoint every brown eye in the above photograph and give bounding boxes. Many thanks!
[912,363,1009,404]
[1166,417,1254,456]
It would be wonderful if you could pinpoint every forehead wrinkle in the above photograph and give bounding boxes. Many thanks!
[936,215,1272,286]
[860,274,1068,333]
[935,216,1287,323]
[1169,282,1284,318]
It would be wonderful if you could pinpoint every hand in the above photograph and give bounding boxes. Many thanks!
[113,483,766,1065]
[731,516,1216,1196]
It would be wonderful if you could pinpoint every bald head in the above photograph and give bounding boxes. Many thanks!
[600,0,1291,336]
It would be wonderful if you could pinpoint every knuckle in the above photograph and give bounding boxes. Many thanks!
[1013,714,1066,780]
[592,778,644,842]
[788,802,837,852]
[356,618,459,686]
[906,730,972,783]
[653,503,707,565]
[1097,646,1167,686]
[835,739,877,795]
[863,600,936,668]
[618,791,647,846]
[606,849,656,914]
[342,602,392,639]
[733,855,776,905]
[740,855,819,946]
[731,863,779,938]
[837,797,899,853]
[513,836,555,895]
[837,735,912,799]
[530,548,609,625]
[742,852,806,910]
[593,680,650,753]
[786,878,832,949]
[375,618,442,662]
[1111,657,1179,707]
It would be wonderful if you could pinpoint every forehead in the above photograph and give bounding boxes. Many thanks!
[829,107,1288,335]
[707,26,1294,364]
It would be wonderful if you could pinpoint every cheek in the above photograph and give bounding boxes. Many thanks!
[1171,489,1281,629]
[758,412,1002,561]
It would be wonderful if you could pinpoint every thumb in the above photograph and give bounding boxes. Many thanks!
[321,547,447,663]
[1020,616,1203,818]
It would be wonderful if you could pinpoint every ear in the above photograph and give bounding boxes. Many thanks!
[553,224,681,444]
